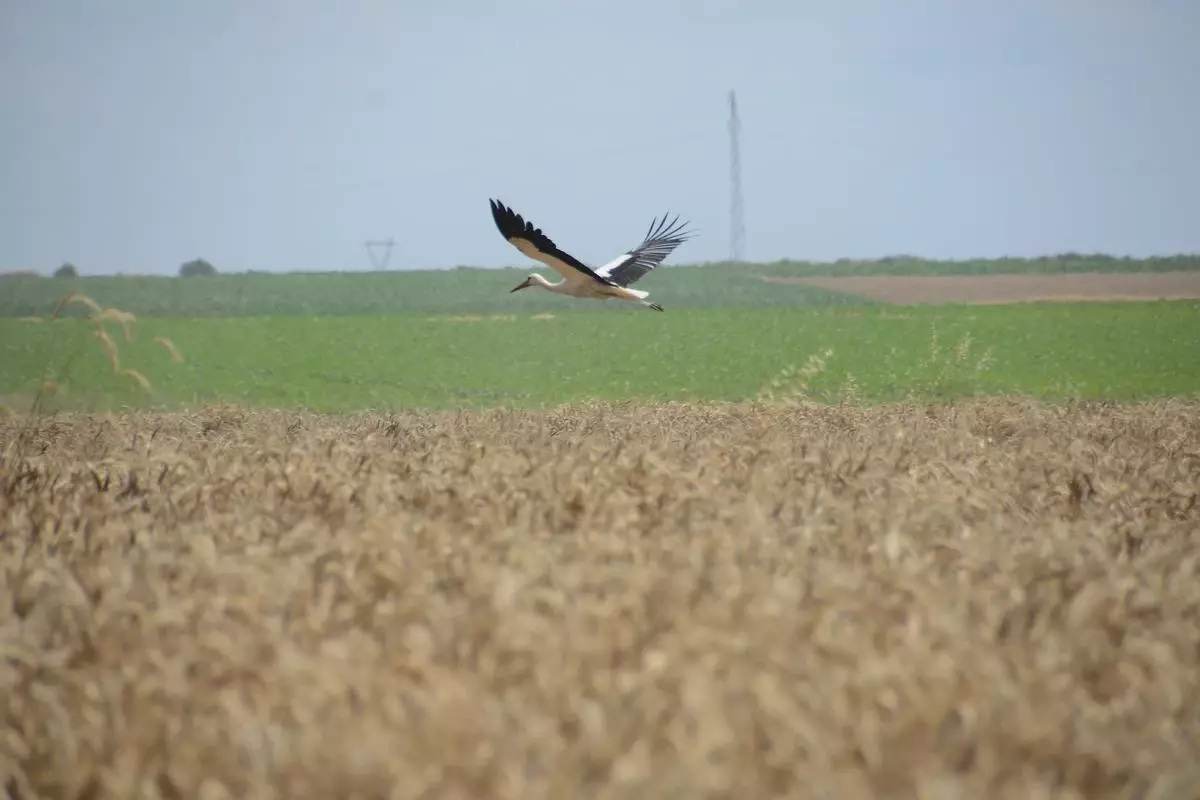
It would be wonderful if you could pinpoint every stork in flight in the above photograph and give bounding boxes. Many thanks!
[489,198,693,312]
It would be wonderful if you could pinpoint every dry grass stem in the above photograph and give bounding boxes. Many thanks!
[58,291,103,317]
[12,292,172,437]
[90,308,136,343]
[1,398,1198,798]
[117,367,152,392]
[154,336,184,363]
[91,327,121,373]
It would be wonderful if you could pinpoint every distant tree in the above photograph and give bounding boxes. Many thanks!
[179,258,217,277]
[54,262,78,279]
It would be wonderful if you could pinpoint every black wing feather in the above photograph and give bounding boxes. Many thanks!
[488,199,614,285]
[600,212,694,287]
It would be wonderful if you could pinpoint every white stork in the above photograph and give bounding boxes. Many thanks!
[489,198,693,312]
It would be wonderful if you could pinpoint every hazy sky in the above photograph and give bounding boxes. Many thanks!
[3,0,1198,275]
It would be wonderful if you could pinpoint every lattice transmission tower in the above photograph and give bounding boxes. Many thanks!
[728,89,746,264]
[364,238,395,271]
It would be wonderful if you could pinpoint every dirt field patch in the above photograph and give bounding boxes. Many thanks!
[3,400,1200,798]
[765,270,1200,305]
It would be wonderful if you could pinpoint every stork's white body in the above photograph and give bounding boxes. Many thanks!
[489,199,693,312]
[518,271,650,302]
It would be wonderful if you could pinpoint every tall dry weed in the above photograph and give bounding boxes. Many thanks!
[910,324,995,398]
[761,325,997,406]
[5,290,184,460]
[756,347,835,405]
[2,398,1198,798]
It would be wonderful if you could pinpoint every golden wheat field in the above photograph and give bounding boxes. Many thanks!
[2,399,1200,799]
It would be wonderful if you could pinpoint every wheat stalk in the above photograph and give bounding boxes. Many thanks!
[155,336,184,363]
[119,367,152,391]
[7,290,181,459]
[91,307,137,343]
[92,327,121,373]
[3,398,1198,797]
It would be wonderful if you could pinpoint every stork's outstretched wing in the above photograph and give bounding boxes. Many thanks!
[595,212,694,287]
[489,199,612,286]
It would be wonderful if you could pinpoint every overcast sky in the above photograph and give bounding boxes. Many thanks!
[3,0,1198,276]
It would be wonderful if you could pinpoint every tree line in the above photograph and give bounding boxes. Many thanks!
[44,259,219,279]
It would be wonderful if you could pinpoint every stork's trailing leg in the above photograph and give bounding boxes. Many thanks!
[645,301,664,312]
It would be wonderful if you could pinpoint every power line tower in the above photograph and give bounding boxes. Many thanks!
[728,89,746,264]
[364,238,395,271]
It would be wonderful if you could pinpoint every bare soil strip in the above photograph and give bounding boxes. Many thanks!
[3,399,1199,798]
[764,270,1200,305]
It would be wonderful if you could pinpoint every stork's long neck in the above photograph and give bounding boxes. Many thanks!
[534,274,569,293]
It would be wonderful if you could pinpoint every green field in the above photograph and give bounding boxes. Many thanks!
[5,251,1200,319]
[3,260,1198,413]
[3,301,1197,413]
[0,265,863,319]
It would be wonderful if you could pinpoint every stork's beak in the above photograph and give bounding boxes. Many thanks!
[510,280,530,293]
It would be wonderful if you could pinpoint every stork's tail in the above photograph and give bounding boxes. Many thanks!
[614,285,662,310]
